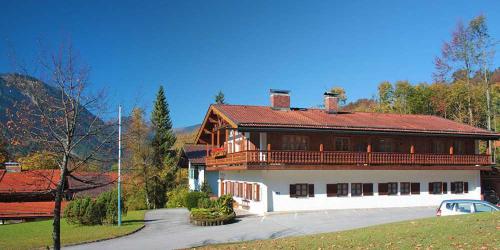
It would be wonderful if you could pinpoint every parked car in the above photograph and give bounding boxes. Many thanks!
[437,199,499,216]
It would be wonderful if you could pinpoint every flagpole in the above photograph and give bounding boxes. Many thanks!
[118,105,122,226]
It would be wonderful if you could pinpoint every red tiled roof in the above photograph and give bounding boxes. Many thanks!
[68,172,118,198]
[213,104,499,138]
[181,144,207,165]
[0,201,67,219]
[0,169,60,194]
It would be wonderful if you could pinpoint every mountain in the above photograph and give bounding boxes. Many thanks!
[173,124,200,149]
[0,73,115,159]
[173,124,200,135]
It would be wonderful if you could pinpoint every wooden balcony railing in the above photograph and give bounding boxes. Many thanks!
[205,150,493,167]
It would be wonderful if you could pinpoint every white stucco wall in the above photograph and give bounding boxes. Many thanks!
[220,169,481,215]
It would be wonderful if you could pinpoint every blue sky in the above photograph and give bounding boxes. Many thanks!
[1,0,499,127]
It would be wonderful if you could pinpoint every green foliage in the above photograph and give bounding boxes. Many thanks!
[150,86,177,209]
[200,181,212,194]
[214,195,234,215]
[17,151,58,170]
[125,187,148,211]
[189,195,235,223]
[197,197,215,209]
[215,90,226,104]
[166,185,189,208]
[64,189,126,225]
[184,191,209,211]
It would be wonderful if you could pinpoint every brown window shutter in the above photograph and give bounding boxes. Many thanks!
[442,182,447,194]
[411,183,420,195]
[464,182,468,193]
[308,184,315,197]
[378,183,388,195]
[326,184,337,197]
[255,184,260,201]
[221,181,225,195]
[290,184,296,197]
[362,183,373,196]
[451,182,456,194]
[428,182,433,194]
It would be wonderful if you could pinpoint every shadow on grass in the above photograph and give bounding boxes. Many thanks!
[121,219,157,225]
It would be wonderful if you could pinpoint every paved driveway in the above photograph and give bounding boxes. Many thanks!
[66,207,435,250]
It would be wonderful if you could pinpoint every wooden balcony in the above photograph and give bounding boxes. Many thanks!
[205,150,493,168]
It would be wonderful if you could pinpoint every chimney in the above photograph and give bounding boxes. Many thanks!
[324,92,339,113]
[270,89,290,110]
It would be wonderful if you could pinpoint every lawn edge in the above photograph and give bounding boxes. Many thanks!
[62,224,146,248]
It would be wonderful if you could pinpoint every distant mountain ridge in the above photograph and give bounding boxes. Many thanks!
[173,124,200,135]
[0,73,114,158]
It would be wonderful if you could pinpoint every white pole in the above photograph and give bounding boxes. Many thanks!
[118,105,122,226]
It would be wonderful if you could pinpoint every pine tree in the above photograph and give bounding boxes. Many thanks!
[215,90,225,104]
[150,86,177,208]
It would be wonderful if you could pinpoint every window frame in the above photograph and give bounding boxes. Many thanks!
[400,182,411,195]
[337,183,349,197]
[362,183,374,196]
[351,183,362,196]
[388,182,398,195]
[410,182,420,195]
[334,137,351,151]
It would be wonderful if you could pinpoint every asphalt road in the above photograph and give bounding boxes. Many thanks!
[66,206,436,250]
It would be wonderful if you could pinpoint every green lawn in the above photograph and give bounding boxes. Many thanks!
[201,212,500,249]
[0,210,146,250]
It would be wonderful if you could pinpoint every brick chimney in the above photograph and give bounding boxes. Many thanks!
[270,89,290,110]
[324,92,339,114]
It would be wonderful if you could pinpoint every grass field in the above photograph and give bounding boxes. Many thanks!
[0,210,146,250]
[201,212,500,249]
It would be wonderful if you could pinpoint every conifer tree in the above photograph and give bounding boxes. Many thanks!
[215,90,226,104]
[150,86,176,208]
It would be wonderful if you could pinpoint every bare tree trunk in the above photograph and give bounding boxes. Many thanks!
[52,157,68,250]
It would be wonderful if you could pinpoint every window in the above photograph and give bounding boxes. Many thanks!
[429,182,446,194]
[411,183,420,195]
[456,202,472,213]
[474,203,495,213]
[453,141,466,155]
[388,182,398,195]
[245,183,253,200]
[354,142,368,152]
[432,140,446,154]
[400,182,411,195]
[378,183,389,195]
[238,183,243,197]
[282,135,310,150]
[335,137,350,151]
[193,166,199,180]
[290,183,312,198]
[377,138,393,152]
[362,183,374,196]
[253,184,260,201]
[351,183,362,196]
[337,183,348,196]
[451,182,464,194]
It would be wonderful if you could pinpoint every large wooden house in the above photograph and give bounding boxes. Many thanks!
[195,90,499,214]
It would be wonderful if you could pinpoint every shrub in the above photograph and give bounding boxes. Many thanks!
[184,191,208,211]
[197,197,215,209]
[166,185,189,208]
[64,189,126,225]
[200,181,212,194]
[215,195,234,215]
